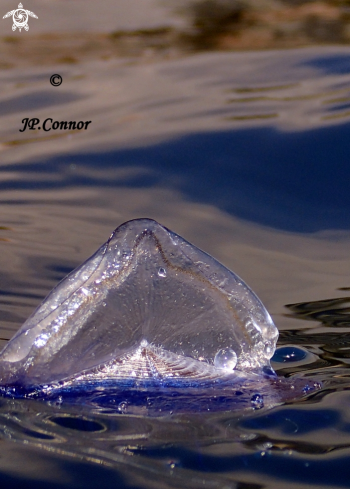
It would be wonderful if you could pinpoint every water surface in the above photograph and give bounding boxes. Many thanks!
[1,3,350,487]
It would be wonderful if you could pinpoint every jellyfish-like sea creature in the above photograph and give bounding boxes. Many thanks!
[0,219,320,414]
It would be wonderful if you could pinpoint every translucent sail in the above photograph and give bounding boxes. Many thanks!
[0,219,279,388]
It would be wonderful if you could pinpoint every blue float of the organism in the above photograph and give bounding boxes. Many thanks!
[0,219,320,414]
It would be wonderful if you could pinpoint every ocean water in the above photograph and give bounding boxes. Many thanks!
[2,2,350,487]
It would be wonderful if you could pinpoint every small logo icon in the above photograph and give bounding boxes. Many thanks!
[50,74,62,87]
[3,3,38,32]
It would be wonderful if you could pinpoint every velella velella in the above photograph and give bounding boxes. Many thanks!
[0,219,320,414]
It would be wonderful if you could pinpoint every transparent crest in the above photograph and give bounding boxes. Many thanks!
[0,219,279,387]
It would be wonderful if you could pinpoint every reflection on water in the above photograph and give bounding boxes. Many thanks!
[2,1,350,487]
[279,296,350,380]
[4,0,350,66]
[3,47,350,234]
[0,366,348,489]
